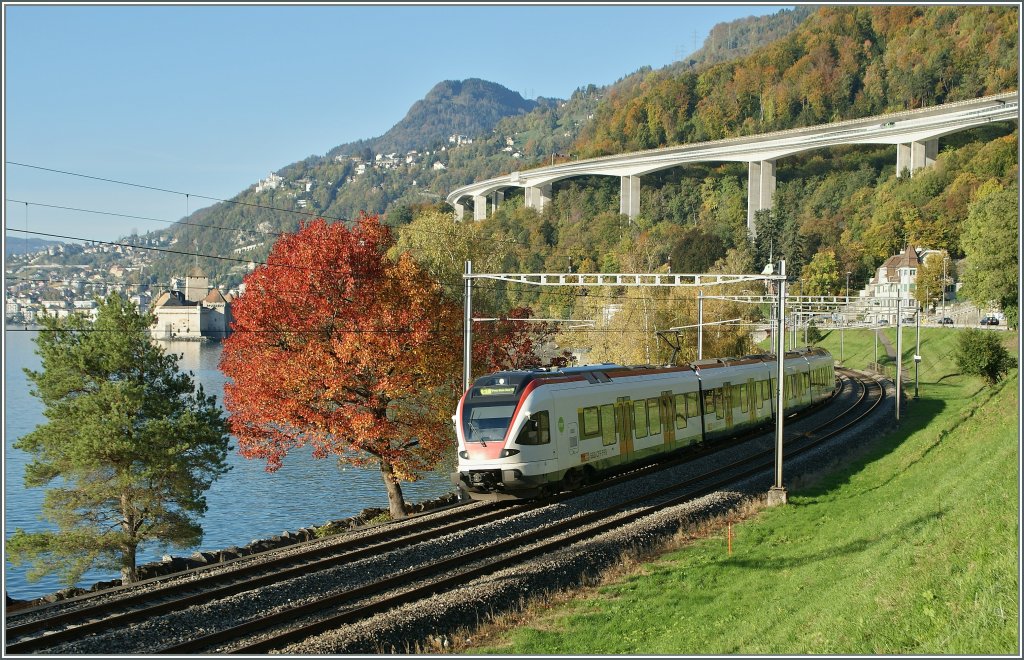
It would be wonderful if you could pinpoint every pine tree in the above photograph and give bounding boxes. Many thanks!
[8,294,230,586]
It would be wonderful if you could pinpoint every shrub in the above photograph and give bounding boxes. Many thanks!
[954,329,1016,385]
[806,321,823,345]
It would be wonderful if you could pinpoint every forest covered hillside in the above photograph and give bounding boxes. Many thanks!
[88,5,1016,346]
[327,78,540,159]
[576,5,1018,154]
[387,4,1018,363]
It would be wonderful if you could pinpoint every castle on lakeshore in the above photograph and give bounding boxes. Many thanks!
[150,266,233,340]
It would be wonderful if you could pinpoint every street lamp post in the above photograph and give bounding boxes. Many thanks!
[769,259,787,506]
[941,255,948,324]
[463,261,473,393]
[896,289,903,423]
[697,290,704,360]
[874,327,878,371]
[842,272,851,365]
[840,319,844,365]
[914,304,921,398]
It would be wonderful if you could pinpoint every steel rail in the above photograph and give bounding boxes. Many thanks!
[162,372,883,654]
[8,371,876,655]
[3,501,511,653]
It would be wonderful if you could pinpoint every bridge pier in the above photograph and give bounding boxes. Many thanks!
[524,184,552,212]
[896,139,938,177]
[453,202,465,221]
[492,190,504,212]
[473,195,488,221]
[747,159,776,237]
[619,175,640,221]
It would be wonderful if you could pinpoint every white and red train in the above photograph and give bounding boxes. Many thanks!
[452,347,835,500]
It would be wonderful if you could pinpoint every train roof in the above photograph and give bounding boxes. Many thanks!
[467,348,833,399]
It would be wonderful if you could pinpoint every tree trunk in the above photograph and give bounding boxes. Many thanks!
[121,544,139,584]
[120,495,139,584]
[379,460,408,519]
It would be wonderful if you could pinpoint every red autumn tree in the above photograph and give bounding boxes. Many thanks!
[220,214,461,519]
[472,306,573,375]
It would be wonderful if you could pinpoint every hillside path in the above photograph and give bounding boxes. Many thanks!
[876,329,897,359]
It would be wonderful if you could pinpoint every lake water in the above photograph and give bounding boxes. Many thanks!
[3,330,454,600]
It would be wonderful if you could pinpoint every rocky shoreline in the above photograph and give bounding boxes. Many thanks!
[6,492,460,611]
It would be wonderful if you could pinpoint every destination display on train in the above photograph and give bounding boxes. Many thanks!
[478,386,516,396]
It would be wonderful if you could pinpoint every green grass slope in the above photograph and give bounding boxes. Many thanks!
[472,330,1019,655]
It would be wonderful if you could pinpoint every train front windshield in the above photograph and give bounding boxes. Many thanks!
[463,403,516,444]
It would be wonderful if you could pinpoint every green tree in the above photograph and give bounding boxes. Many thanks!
[801,249,842,295]
[913,250,952,312]
[806,320,824,345]
[960,180,1019,326]
[954,329,1016,385]
[8,294,230,586]
[863,198,913,262]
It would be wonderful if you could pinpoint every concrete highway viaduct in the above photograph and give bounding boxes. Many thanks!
[446,91,1018,236]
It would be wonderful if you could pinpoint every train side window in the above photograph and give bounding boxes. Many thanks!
[600,404,616,446]
[704,389,715,416]
[674,394,687,429]
[757,380,765,409]
[714,388,725,420]
[740,383,748,412]
[686,392,700,418]
[633,399,648,438]
[580,406,601,439]
[516,411,551,445]
[647,398,661,435]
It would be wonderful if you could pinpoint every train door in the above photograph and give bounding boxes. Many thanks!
[616,397,633,465]
[745,378,761,425]
[723,381,734,428]
[659,391,675,448]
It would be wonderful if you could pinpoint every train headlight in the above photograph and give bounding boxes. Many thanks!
[458,450,469,459]
[499,448,520,458]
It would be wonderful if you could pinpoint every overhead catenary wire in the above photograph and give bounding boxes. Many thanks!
[4,162,595,258]
[6,158,696,261]
[5,167,767,331]
[6,227,765,308]
[6,273,747,315]
[6,325,702,336]
[5,198,289,240]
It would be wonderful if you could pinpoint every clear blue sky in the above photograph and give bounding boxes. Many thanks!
[4,3,792,243]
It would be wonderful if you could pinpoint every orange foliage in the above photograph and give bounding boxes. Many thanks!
[220,214,461,483]
[472,306,572,376]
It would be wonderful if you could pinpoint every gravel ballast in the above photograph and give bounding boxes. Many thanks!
[23,374,895,655]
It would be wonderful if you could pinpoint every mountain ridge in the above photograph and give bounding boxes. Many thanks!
[326,78,539,160]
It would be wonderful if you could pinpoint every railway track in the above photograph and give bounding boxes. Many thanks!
[4,369,886,655]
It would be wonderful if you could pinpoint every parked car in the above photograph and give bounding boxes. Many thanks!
[876,318,889,325]
[902,316,917,324]
[937,317,954,326]
[980,316,1000,326]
